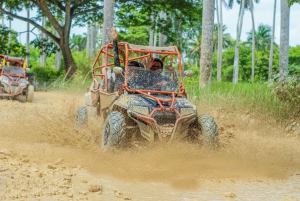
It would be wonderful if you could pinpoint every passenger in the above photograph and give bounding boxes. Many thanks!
[127,61,145,89]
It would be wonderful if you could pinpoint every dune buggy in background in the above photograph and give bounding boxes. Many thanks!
[0,54,34,102]
[76,42,218,150]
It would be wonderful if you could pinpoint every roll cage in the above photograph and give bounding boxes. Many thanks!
[91,42,187,97]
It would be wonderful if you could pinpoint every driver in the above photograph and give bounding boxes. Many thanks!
[146,57,177,90]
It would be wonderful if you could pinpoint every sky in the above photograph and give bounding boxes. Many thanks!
[219,1,300,46]
[3,1,300,47]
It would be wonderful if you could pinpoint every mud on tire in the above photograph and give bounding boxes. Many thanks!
[76,106,88,126]
[102,111,126,151]
[198,114,218,147]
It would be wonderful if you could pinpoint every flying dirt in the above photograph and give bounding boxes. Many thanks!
[0,91,300,201]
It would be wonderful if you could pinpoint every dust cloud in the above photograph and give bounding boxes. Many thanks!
[1,91,300,200]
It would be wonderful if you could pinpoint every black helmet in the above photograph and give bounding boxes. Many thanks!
[128,61,144,68]
[153,58,163,69]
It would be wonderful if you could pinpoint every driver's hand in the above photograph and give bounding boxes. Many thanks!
[146,55,154,69]
[111,27,118,41]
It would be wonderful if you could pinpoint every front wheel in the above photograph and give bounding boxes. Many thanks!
[102,111,126,151]
[198,114,219,147]
[27,85,34,102]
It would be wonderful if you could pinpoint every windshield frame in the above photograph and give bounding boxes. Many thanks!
[2,65,26,77]
[125,67,179,93]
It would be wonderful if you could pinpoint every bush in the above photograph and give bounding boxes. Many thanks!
[269,73,300,113]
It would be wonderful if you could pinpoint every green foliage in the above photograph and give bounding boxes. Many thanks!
[31,38,60,56]
[269,74,300,116]
[28,65,60,82]
[118,26,149,45]
[72,51,94,79]
[70,34,87,52]
[0,25,26,55]
[288,0,300,6]
[246,24,272,51]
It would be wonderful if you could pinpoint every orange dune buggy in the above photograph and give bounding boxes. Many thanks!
[0,54,34,102]
[76,42,218,150]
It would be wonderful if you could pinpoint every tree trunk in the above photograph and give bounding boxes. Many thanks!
[40,16,46,67]
[149,15,154,46]
[159,12,167,47]
[102,0,115,47]
[55,31,61,69]
[199,0,215,88]
[86,25,90,56]
[26,4,30,68]
[280,0,290,75]
[269,0,277,80]
[216,0,223,82]
[60,32,75,77]
[233,0,245,84]
[1,5,3,27]
[8,18,11,54]
[91,23,97,60]
[250,0,255,83]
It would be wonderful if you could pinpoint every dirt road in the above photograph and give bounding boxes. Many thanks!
[1,91,300,201]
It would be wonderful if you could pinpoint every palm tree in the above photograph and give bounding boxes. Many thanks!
[232,0,245,83]
[213,24,233,51]
[269,0,277,80]
[249,0,255,83]
[280,0,290,75]
[200,0,215,87]
[159,12,167,47]
[188,30,201,68]
[246,24,272,50]
[90,22,97,59]
[215,0,224,82]
[228,0,260,83]
[26,1,30,68]
[7,16,12,54]
[70,34,87,52]
[40,16,46,67]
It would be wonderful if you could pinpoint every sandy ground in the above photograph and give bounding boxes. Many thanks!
[1,91,300,201]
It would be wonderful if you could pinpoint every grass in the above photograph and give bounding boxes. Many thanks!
[185,79,295,123]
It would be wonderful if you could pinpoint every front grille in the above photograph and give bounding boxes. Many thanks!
[153,112,177,126]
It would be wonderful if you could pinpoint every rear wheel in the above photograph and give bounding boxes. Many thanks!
[102,111,126,151]
[76,106,88,126]
[27,85,34,102]
[198,114,219,147]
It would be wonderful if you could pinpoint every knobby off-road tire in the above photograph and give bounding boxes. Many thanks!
[102,111,126,151]
[27,85,34,103]
[198,114,219,147]
[76,106,88,126]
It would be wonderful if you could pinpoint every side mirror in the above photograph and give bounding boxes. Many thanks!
[113,66,123,75]
[183,70,194,77]
[26,68,31,72]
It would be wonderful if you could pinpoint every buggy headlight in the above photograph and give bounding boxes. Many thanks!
[19,78,28,87]
[132,106,149,116]
[180,107,195,116]
[1,76,10,84]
